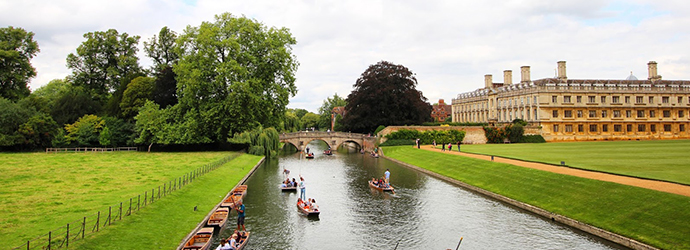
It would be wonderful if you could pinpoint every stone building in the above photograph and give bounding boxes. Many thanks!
[431,99,452,122]
[451,61,690,141]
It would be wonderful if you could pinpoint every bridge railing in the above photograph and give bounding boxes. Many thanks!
[279,131,371,139]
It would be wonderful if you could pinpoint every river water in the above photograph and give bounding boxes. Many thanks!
[213,141,626,250]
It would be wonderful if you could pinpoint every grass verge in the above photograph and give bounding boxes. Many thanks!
[458,140,690,185]
[67,153,263,249]
[0,151,238,248]
[384,146,690,250]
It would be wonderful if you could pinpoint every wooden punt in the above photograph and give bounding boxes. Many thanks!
[228,231,251,250]
[305,153,314,159]
[206,207,229,228]
[296,201,320,216]
[323,150,332,155]
[221,185,248,208]
[182,227,214,250]
[368,180,394,192]
[280,185,298,192]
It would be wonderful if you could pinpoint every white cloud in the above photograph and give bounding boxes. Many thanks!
[2,0,689,112]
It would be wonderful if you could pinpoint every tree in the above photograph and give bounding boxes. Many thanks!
[300,112,320,130]
[50,85,102,125]
[342,61,432,133]
[18,113,59,149]
[120,76,155,120]
[145,27,179,108]
[134,101,168,151]
[152,65,178,108]
[0,97,34,147]
[281,110,301,132]
[291,108,309,119]
[0,26,39,101]
[317,93,347,131]
[172,12,298,143]
[103,117,135,147]
[64,114,105,147]
[66,29,142,98]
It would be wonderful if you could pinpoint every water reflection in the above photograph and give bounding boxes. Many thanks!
[212,141,626,250]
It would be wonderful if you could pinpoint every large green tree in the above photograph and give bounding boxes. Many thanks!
[171,12,298,143]
[66,29,142,101]
[145,27,179,108]
[120,76,155,120]
[0,26,39,101]
[342,61,432,133]
[317,93,347,131]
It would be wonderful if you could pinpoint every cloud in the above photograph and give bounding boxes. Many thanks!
[2,0,689,113]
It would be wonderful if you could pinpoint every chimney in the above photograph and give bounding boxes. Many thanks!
[520,66,531,83]
[485,74,493,89]
[557,61,567,81]
[648,61,662,82]
[504,70,512,85]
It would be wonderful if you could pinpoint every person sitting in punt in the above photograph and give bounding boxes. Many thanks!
[291,178,297,187]
[227,234,238,250]
[215,239,231,250]
[310,198,318,211]
[371,178,378,186]
[297,198,304,206]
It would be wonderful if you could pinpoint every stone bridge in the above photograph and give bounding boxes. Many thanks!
[279,132,377,152]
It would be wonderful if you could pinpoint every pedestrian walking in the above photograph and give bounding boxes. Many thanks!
[448,143,452,151]
[457,141,461,152]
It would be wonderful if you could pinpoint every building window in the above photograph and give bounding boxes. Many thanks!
[565,125,573,132]
[589,110,597,118]
[601,96,606,103]
[534,96,537,104]
[553,125,559,132]
[602,124,608,132]
[679,96,683,104]
[663,110,671,118]
[552,110,558,118]
[588,96,596,103]
[662,96,670,104]
[680,110,685,118]
[614,124,622,132]
[601,110,608,118]
[638,124,646,132]
[664,124,672,132]
[636,96,643,103]
[613,110,621,118]
[637,110,645,118]
[534,109,538,120]
[552,96,558,103]
[650,110,656,118]
[627,124,633,132]
[577,110,583,118]
[564,110,572,118]
[625,96,631,104]
[577,96,582,103]
[649,96,654,104]
[589,124,598,132]
[626,110,632,118]
[564,96,571,103]
[650,124,656,132]
[578,124,584,132]
[612,96,620,103]
[681,124,686,132]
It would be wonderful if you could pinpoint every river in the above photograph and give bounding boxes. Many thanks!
[212,141,626,250]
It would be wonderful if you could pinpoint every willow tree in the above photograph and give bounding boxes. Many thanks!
[173,13,298,143]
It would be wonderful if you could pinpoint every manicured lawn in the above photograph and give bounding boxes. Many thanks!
[0,151,239,248]
[384,146,690,250]
[458,140,690,185]
[68,154,263,250]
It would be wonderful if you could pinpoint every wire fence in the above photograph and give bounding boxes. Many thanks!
[12,154,238,250]
[45,147,138,153]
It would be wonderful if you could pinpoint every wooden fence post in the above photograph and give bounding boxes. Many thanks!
[66,223,69,247]
[82,217,85,239]
[119,202,122,220]
[48,231,51,250]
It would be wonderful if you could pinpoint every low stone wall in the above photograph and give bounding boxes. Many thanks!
[377,126,488,144]
[382,155,659,250]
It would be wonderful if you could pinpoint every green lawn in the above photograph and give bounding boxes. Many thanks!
[0,151,241,248]
[384,146,690,250]
[458,140,690,185]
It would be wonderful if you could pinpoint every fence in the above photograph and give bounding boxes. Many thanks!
[12,154,238,250]
[45,147,138,153]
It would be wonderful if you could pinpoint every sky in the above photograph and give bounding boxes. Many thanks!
[2,0,690,113]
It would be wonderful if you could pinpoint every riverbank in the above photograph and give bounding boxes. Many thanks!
[382,146,690,250]
[67,154,264,250]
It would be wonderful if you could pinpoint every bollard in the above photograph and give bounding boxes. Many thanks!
[491,156,494,161]
[561,161,565,166]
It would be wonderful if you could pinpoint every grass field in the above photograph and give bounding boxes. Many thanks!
[0,151,242,248]
[457,140,690,185]
[384,146,690,250]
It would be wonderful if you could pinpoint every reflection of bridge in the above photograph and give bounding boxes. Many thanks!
[279,132,377,152]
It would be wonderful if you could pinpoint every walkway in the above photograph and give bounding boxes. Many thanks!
[420,145,690,197]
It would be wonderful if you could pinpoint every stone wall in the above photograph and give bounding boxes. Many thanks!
[377,126,488,144]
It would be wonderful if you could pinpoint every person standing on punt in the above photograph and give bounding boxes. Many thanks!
[384,169,390,184]
[235,200,246,232]
[299,176,306,200]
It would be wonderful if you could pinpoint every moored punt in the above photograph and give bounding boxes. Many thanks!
[296,201,320,216]
[221,185,248,208]
[368,180,394,192]
[182,227,214,250]
[206,207,229,228]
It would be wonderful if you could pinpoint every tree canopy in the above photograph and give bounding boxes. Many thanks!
[317,93,347,131]
[0,26,39,101]
[342,61,432,133]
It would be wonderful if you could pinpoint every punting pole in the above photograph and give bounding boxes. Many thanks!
[455,237,463,250]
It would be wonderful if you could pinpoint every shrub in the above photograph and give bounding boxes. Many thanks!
[379,139,415,146]
[508,124,524,143]
[520,134,546,143]
[374,125,386,135]
[385,129,465,144]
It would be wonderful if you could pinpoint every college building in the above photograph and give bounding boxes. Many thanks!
[451,61,690,141]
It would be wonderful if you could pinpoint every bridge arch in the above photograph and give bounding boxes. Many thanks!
[279,132,376,152]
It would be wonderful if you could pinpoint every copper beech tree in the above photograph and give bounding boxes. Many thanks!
[342,61,432,133]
